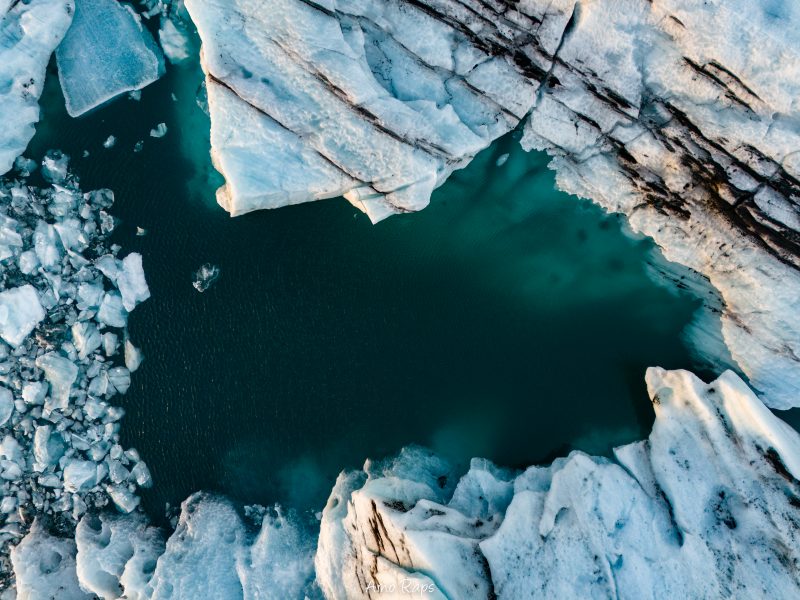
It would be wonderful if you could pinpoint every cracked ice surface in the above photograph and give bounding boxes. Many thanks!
[0,0,74,175]
[185,0,800,408]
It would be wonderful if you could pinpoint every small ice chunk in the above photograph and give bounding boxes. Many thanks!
[124,339,143,372]
[0,214,22,262]
[149,123,168,138]
[134,140,144,153]
[34,221,63,270]
[72,322,102,360]
[103,135,117,149]
[41,151,70,184]
[193,263,221,292]
[64,460,98,493]
[108,485,140,513]
[495,153,510,167]
[56,0,166,117]
[131,461,152,488]
[36,352,79,412]
[17,249,40,275]
[0,388,13,427]
[33,426,66,468]
[102,332,119,356]
[108,367,131,395]
[98,292,128,328]
[136,226,147,236]
[116,253,150,311]
[22,381,47,406]
[13,156,37,177]
[159,18,191,63]
[77,282,104,311]
[128,90,142,101]
[0,285,45,346]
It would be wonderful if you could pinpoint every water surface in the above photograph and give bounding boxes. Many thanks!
[28,59,710,520]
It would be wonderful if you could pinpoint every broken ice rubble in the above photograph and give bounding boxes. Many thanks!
[0,154,153,577]
[56,0,165,117]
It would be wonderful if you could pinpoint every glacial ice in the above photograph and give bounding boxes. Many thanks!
[185,0,800,408]
[0,0,74,175]
[7,368,800,598]
[0,285,44,347]
[316,369,800,599]
[56,0,165,117]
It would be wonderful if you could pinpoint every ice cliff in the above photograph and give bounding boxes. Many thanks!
[184,0,800,409]
[8,368,800,598]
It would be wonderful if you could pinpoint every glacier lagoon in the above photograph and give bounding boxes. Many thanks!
[27,58,727,523]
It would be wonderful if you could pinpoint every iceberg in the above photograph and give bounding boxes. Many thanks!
[316,369,800,599]
[56,0,165,117]
[184,0,800,408]
[0,0,74,175]
[0,285,44,347]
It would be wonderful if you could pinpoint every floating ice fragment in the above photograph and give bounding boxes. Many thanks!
[56,0,165,117]
[117,253,150,311]
[124,339,143,372]
[136,226,147,236]
[41,151,70,184]
[495,153,510,167]
[103,135,116,149]
[98,292,127,328]
[0,285,45,346]
[134,140,144,153]
[108,485,140,513]
[36,352,78,413]
[159,18,192,63]
[0,388,12,427]
[192,263,220,292]
[149,123,168,138]
[63,459,98,493]
[13,157,37,177]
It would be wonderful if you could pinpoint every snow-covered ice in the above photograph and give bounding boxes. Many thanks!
[56,0,165,117]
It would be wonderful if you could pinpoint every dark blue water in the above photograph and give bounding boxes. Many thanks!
[27,58,713,521]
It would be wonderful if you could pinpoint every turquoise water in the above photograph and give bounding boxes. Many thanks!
[27,59,712,521]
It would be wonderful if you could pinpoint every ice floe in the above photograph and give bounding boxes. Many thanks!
[56,0,165,117]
